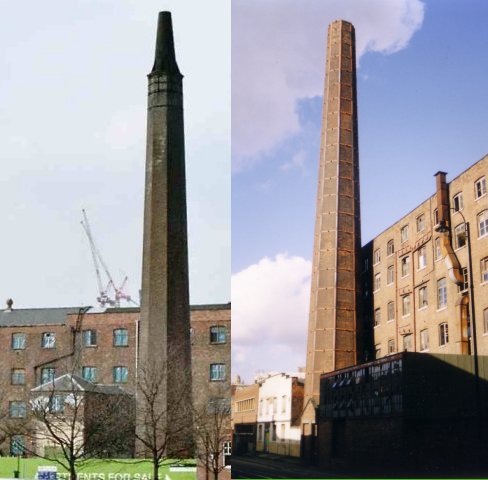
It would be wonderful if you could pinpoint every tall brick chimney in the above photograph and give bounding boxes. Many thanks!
[138,11,193,454]
[302,20,362,444]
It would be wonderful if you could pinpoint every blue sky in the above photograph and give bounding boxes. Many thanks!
[232,0,488,383]
[0,1,230,308]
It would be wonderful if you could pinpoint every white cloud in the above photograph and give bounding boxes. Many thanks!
[232,253,311,381]
[280,150,308,175]
[232,0,425,168]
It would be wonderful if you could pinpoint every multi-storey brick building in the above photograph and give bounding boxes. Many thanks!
[0,302,231,456]
[363,155,488,360]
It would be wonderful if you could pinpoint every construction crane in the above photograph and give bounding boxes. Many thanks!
[81,209,138,308]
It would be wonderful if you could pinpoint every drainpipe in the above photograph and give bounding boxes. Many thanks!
[135,318,140,402]
[434,171,463,286]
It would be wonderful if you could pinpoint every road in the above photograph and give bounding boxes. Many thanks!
[232,454,346,479]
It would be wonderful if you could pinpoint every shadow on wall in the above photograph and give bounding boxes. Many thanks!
[316,352,488,477]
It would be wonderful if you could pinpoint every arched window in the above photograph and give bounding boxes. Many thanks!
[478,210,488,238]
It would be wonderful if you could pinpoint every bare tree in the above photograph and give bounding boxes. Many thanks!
[193,396,231,480]
[27,373,134,479]
[0,375,30,457]
[135,362,194,480]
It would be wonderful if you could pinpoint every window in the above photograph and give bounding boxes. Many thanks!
[400,225,409,243]
[374,308,381,327]
[402,295,411,317]
[9,401,26,418]
[387,240,394,256]
[439,323,449,346]
[210,363,226,381]
[433,208,439,226]
[401,256,410,277]
[374,273,381,292]
[418,286,428,308]
[42,332,56,349]
[281,424,286,441]
[418,246,427,270]
[403,334,413,352]
[83,330,97,347]
[437,278,447,309]
[11,369,25,385]
[420,329,429,351]
[210,326,227,344]
[482,258,488,283]
[484,309,488,334]
[41,368,56,385]
[113,328,128,347]
[416,214,425,233]
[259,400,263,415]
[475,177,486,199]
[388,339,395,354]
[113,366,128,383]
[273,397,277,414]
[453,192,464,212]
[223,441,232,467]
[434,237,442,261]
[209,398,230,414]
[454,224,467,249]
[281,395,287,413]
[387,301,395,322]
[458,268,468,293]
[10,436,25,456]
[82,366,97,382]
[373,249,381,265]
[272,424,277,441]
[11,333,26,350]
[258,425,263,441]
[479,211,488,238]
[387,265,394,285]
[50,395,65,413]
[364,258,369,272]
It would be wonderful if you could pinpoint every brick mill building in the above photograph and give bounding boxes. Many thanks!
[299,17,488,475]
[0,302,231,456]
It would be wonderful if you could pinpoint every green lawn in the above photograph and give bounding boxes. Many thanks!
[0,457,196,479]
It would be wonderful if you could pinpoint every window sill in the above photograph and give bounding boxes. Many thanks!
[401,274,409,279]
[401,314,411,319]
[387,282,394,287]
[84,345,98,348]
[436,306,448,313]
[418,306,428,312]
[475,193,487,201]
[454,245,466,252]
[387,319,395,323]
[439,343,447,348]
